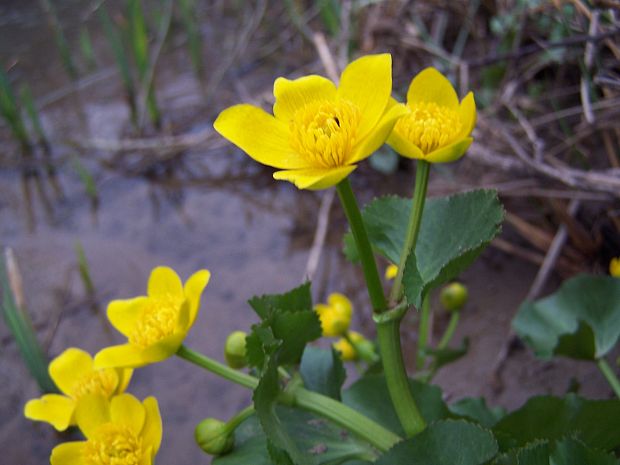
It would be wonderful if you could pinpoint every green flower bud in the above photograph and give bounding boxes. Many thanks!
[224,331,247,369]
[440,282,468,312]
[195,418,234,456]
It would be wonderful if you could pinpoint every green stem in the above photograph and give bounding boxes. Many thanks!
[336,179,386,313]
[294,387,401,451]
[416,295,431,370]
[227,405,255,430]
[438,312,460,349]
[389,160,431,304]
[376,317,426,436]
[177,345,402,451]
[597,358,620,399]
[177,345,258,389]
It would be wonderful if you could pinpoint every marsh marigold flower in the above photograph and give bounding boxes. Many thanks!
[95,266,210,369]
[388,67,476,163]
[24,348,132,431]
[385,264,398,280]
[315,292,353,337]
[50,393,162,465]
[610,257,620,278]
[214,54,407,190]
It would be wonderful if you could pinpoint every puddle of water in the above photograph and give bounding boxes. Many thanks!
[0,2,615,464]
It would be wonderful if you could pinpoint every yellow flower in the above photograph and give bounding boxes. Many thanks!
[388,67,476,163]
[315,292,353,337]
[214,54,407,190]
[385,264,398,280]
[333,331,365,361]
[95,266,210,369]
[23,348,132,431]
[50,393,162,465]
[611,257,620,277]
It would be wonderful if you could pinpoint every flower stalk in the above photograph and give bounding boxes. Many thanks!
[597,358,620,399]
[176,345,401,451]
[389,160,431,305]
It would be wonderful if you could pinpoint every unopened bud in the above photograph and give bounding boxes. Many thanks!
[440,282,468,312]
[195,418,234,456]
[224,331,247,369]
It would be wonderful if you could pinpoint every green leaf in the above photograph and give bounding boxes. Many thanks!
[343,190,504,307]
[245,322,278,369]
[249,282,313,319]
[449,397,506,428]
[300,347,346,400]
[375,419,498,465]
[253,357,307,465]
[513,275,620,360]
[213,408,378,465]
[342,374,450,435]
[403,190,504,306]
[271,310,322,365]
[492,394,620,453]
[550,437,619,465]
[516,441,551,465]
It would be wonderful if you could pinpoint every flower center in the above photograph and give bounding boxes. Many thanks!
[128,294,183,348]
[289,99,361,168]
[395,102,462,154]
[72,370,117,399]
[84,424,142,465]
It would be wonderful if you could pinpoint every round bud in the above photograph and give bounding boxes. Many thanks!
[440,282,468,312]
[224,331,247,369]
[195,418,234,456]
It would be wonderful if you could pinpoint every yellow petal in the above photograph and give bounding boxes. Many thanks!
[107,297,148,337]
[142,397,163,454]
[407,67,459,109]
[141,333,185,363]
[24,394,75,431]
[148,266,183,298]
[75,394,110,438]
[273,75,337,121]
[110,394,146,435]
[49,348,94,395]
[458,92,476,138]
[337,54,392,140]
[183,269,210,328]
[425,137,473,163]
[115,368,134,394]
[50,441,85,465]
[349,101,407,164]
[387,128,424,160]
[273,165,356,190]
[214,104,310,169]
[95,343,146,369]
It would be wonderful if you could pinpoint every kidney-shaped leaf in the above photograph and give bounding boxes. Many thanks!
[343,190,503,307]
[513,275,620,360]
[375,419,498,465]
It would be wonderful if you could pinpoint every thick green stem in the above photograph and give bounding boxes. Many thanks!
[336,179,386,313]
[438,312,460,349]
[389,160,431,305]
[177,345,402,451]
[597,358,620,399]
[177,345,258,389]
[416,295,431,370]
[376,317,426,436]
[294,387,401,451]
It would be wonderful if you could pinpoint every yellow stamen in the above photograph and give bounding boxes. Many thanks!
[289,99,361,168]
[129,294,183,348]
[72,370,117,399]
[84,423,142,465]
[395,102,462,154]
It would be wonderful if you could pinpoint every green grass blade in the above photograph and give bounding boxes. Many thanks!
[38,0,78,80]
[178,0,205,81]
[19,85,48,147]
[1,248,56,393]
[0,68,30,148]
[79,26,98,71]
[74,241,95,296]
